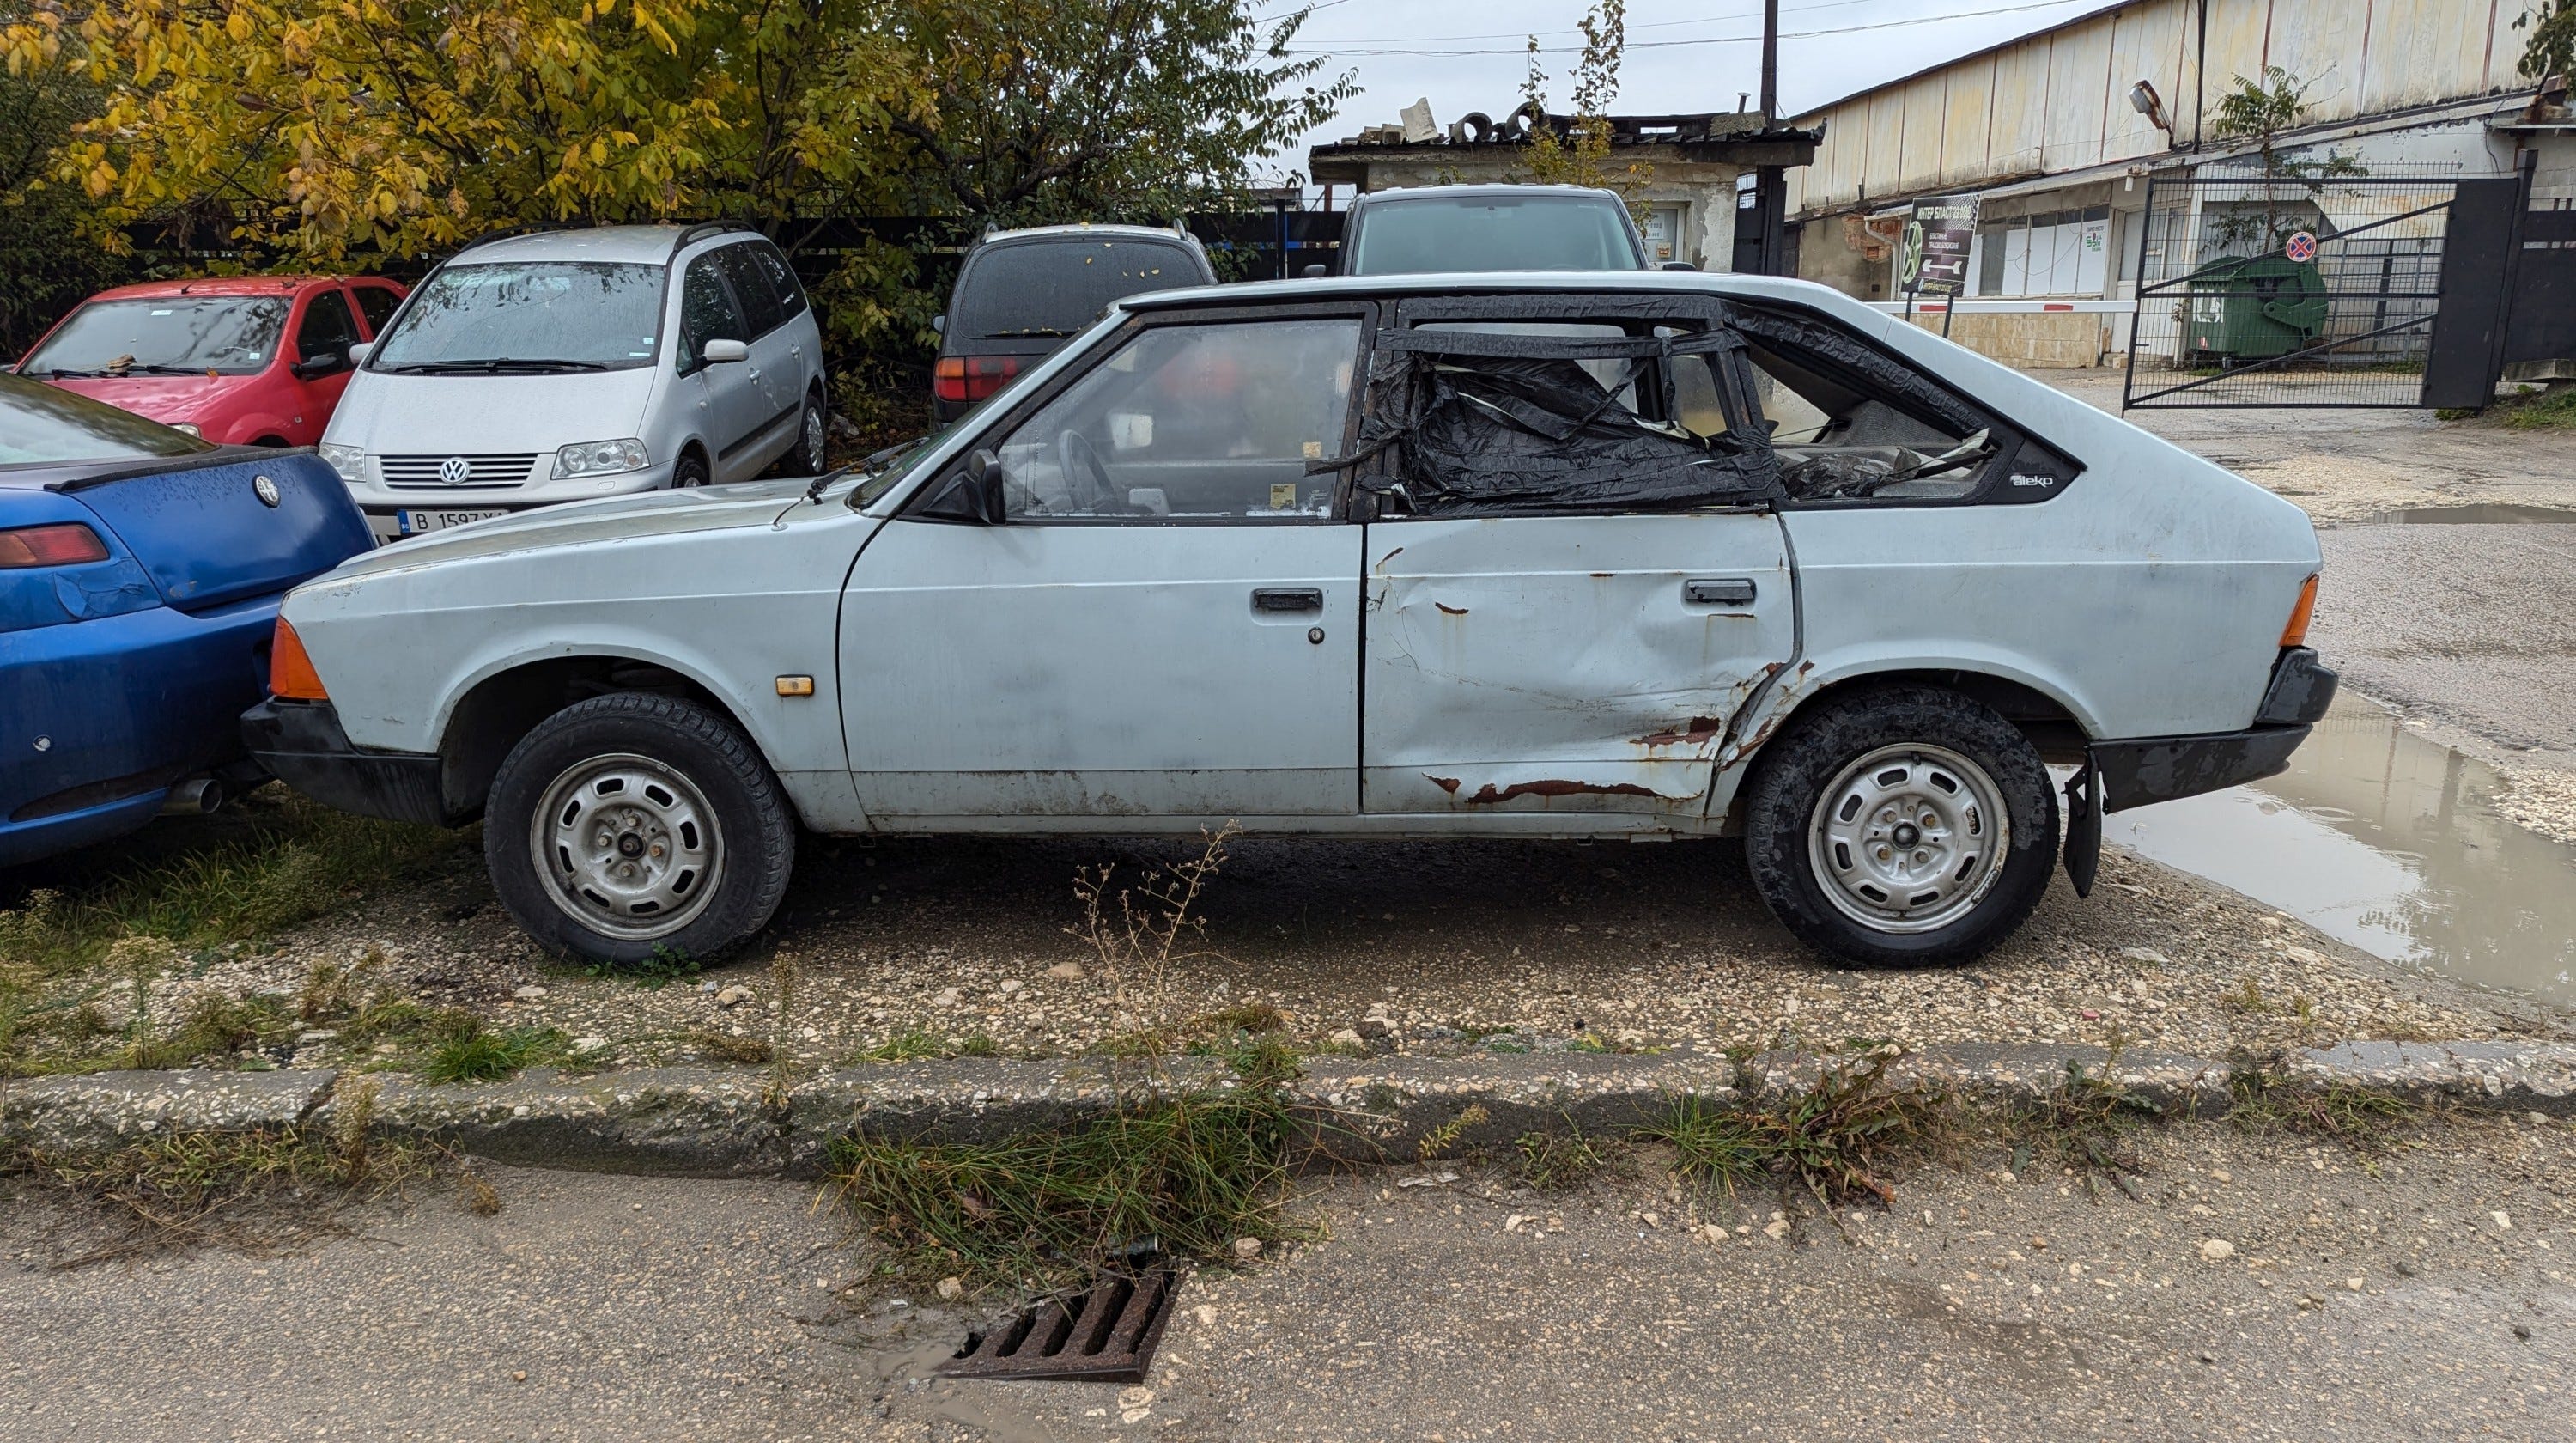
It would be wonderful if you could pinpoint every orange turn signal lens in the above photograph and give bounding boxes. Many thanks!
[2279,574,2318,649]
[270,618,328,700]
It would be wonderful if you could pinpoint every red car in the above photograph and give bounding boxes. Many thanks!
[12,275,408,448]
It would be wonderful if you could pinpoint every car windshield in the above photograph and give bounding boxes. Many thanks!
[951,240,1203,339]
[368,261,665,371]
[18,295,290,377]
[1348,195,1640,275]
[0,374,217,466]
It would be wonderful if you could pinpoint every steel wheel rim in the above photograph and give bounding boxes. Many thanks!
[1806,743,2011,935]
[529,752,725,941]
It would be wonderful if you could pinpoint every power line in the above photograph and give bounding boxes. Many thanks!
[1285,0,2099,57]
[1298,0,1898,49]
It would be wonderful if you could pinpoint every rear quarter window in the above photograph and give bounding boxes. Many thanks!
[951,240,1208,341]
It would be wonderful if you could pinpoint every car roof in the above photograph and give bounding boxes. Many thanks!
[441,224,740,267]
[80,276,358,301]
[1112,270,1864,317]
[1346,183,1626,207]
[973,223,1204,251]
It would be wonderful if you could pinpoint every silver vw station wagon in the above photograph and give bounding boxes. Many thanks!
[246,272,2334,969]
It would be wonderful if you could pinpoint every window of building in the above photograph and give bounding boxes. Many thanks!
[1971,204,2111,297]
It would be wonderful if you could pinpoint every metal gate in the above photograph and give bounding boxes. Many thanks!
[2123,170,2463,408]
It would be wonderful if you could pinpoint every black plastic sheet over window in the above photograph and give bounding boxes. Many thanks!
[1327,326,1783,514]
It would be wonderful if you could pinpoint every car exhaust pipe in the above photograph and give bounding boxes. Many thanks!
[161,777,225,815]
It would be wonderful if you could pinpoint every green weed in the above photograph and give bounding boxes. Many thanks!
[1,1098,424,1265]
[416,1022,570,1084]
[1513,1119,1622,1190]
[825,1087,1296,1288]
[1643,1046,1954,1209]
[2225,1064,2418,1152]
[2010,1058,2164,1190]
[0,793,468,977]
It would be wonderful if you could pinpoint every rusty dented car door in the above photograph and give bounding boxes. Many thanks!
[1360,513,1795,818]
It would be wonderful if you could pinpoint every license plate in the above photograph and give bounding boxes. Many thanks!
[377,508,510,541]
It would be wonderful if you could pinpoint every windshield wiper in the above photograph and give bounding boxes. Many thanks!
[810,435,933,507]
[803,462,855,505]
[108,362,208,375]
[381,357,611,374]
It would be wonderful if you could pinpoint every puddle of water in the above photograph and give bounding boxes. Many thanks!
[2111,694,2576,1008]
[2365,503,2576,525]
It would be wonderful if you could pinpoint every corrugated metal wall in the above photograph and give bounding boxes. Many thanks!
[1787,0,2532,217]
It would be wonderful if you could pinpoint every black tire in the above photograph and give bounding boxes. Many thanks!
[1741,684,2057,967]
[767,389,829,477]
[483,694,795,966]
[672,448,710,489]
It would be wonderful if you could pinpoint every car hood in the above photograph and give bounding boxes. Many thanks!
[323,367,659,451]
[314,475,826,581]
[39,373,265,423]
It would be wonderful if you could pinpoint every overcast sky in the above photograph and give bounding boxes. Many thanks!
[1260,0,2112,180]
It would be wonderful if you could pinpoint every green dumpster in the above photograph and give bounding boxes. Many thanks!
[2184,254,2328,365]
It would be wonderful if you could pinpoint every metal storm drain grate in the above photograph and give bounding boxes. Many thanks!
[939,1267,1182,1383]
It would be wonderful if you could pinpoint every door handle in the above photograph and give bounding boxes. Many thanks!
[1252,587,1325,612]
[1683,577,1757,605]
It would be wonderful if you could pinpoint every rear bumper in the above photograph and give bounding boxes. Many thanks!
[240,698,455,826]
[2091,648,2338,813]
[3,593,276,867]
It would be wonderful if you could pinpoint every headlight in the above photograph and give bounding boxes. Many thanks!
[553,438,649,479]
[169,422,202,438]
[317,442,364,483]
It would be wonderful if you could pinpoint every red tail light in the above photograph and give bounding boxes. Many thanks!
[0,523,110,569]
[933,355,1020,404]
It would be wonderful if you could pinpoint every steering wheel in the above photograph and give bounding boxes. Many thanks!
[1056,429,1116,514]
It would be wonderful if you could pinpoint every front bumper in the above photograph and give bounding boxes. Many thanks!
[2090,648,2339,813]
[354,463,677,543]
[240,697,456,827]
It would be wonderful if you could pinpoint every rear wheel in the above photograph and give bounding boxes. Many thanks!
[1741,685,2057,966]
[483,694,794,965]
[767,390,828,477]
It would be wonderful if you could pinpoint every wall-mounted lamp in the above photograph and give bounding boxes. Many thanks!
[2129,80,2174,135]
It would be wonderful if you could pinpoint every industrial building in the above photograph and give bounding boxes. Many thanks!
[1783,0,2573,369]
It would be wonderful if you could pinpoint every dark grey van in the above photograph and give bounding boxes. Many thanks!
[1335,184,1650,276]
[932,224,1216,421]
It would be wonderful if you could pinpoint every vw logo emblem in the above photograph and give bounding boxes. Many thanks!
[252,474,282,508]
[437,455,472,485]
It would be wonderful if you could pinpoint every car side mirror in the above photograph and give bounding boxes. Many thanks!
[1301,264,1328,279]
[346,341,373,367]
[963,448,1005,524]
[702,338,750,364]
[292,350,347,379]
[1662,260,1698,271]
[931,314,945,336]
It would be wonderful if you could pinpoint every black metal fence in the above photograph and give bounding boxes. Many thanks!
[2123,170,2458,408]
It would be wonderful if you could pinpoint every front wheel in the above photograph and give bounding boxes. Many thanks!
[483,694,795,965]
[1741,685,2057,966]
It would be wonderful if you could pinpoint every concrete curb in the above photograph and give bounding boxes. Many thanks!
[5,1040,2570,1176]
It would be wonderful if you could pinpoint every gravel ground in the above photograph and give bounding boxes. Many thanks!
[121,826,2558,1081]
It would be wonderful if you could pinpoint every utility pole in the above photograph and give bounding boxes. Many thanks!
[1754,0,1786,275]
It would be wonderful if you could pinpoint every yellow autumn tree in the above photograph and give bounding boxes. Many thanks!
[0,0,924,261]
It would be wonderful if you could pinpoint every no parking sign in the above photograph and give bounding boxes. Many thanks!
[2283,230,2318,263]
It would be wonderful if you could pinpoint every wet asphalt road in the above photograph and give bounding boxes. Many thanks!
[5,1117,2572,1441]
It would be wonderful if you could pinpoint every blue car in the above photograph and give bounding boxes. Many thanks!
[3,374,372,866]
